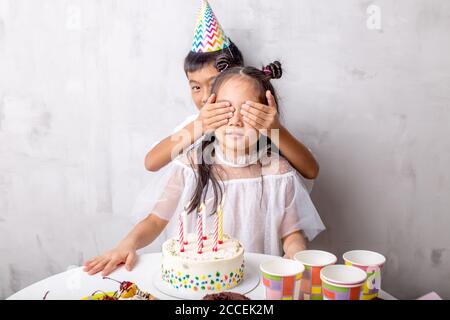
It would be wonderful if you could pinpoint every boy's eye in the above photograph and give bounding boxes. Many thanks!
[191,86,201,91]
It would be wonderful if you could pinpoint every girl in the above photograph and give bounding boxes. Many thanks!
[84,63,325,277]
[145,0,319,185]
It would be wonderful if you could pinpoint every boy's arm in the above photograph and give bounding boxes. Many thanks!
[145,94,233,172]
[282,230,307,259]
[145,120,201,172]
[241,91,319,179]
[275,126,320,180]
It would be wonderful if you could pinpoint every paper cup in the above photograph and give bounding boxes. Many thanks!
[293,250,337,300]
[343,250,386,300]
[320,265,367,300]
[260,259,305,300]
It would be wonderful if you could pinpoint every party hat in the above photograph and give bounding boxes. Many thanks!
[191,0,230,53]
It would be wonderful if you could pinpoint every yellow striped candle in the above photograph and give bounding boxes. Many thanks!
[200,202,207,240]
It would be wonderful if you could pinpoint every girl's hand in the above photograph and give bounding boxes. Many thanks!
[83,242,138,277]
[197,94,235,134]
[241,90,281,132]
[283,243,306,260]
[282,231,307,259]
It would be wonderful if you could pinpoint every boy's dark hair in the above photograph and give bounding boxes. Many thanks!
[184,41,245,75]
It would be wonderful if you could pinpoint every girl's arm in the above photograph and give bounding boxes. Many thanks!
[282,230,307,259]
[83,214,168,276]
[145,94,234,172]
[241,91,320,179]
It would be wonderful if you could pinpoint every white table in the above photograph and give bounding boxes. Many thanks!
[7,253,397,300]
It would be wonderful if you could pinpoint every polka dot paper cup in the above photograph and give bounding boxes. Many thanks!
[320,265,367,300]
[294,250,337,300]
[260,259,305,300]
[343,250,386,300]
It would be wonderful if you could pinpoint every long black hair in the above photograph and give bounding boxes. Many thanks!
[184,41,245,74]
[186,61,283,215]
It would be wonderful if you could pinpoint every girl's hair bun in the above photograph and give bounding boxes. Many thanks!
[262,61,282,79]
[215,53,232,72]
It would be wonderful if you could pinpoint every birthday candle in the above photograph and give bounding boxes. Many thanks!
[213,213,218,252]
[197,205,204,254]
[179,213,185,252]
[182,208,188,245]
[218,194,225,244]
[201,202,207,240]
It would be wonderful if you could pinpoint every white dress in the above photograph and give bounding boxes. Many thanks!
[132,140,325,257]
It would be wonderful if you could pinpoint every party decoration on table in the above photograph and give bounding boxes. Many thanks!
[416,292,443,300]
[191,0,230,53]
[343,250,386,300]
[260,259,304,300]
[320,265,367,300]
[294,250,337,300]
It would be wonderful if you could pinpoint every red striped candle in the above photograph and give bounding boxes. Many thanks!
[218,194,225,244]
[197,205,204,254]
[179,213,185,252]
[213,213,218,252]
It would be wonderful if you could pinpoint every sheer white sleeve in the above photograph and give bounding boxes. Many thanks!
[280,172,325,241]
[298,146,317,194]
[131,158,196,224]
[299,175,314,194]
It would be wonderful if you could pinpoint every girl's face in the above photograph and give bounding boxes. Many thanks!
[187,63,220,109]
[214,76,261,153]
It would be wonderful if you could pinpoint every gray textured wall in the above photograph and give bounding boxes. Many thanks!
[1,0,449,299]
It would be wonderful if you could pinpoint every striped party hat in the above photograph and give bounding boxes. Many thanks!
[191,0,230,53]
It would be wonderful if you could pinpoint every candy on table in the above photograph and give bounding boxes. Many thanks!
[102,276,157,300]
[74,277,158,300]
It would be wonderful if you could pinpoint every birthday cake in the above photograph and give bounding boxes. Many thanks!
[161,233,244,293]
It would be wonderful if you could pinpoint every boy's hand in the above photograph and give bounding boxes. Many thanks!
[83,243,138,277]
[241,90,281,132]
[197,93,234,134]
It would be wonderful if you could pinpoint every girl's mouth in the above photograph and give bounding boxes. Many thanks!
[225,131,245,139]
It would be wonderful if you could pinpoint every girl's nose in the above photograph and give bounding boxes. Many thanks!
[228,105,243,127]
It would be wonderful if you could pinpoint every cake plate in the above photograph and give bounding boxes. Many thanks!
[152,256,261,300]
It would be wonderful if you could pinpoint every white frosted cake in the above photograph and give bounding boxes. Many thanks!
[161,233,244,293]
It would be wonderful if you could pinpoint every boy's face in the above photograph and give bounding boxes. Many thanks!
[187,63,220,109]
